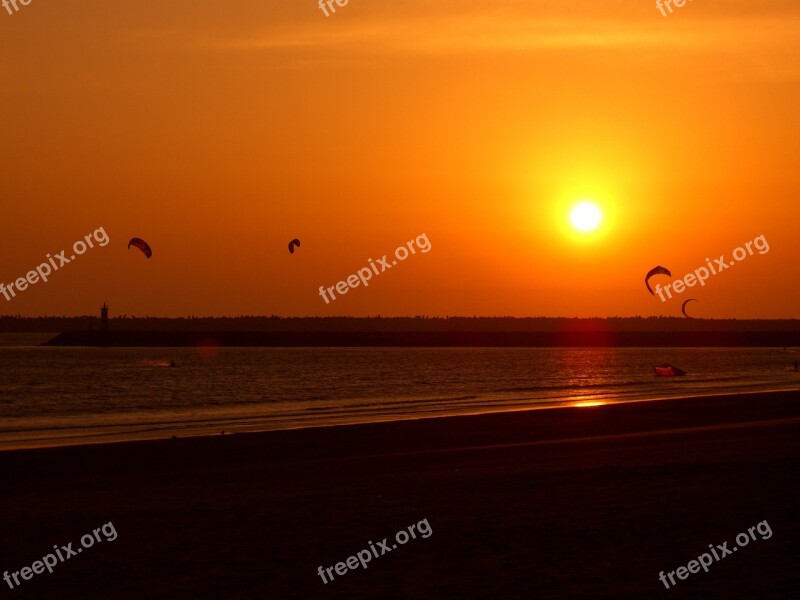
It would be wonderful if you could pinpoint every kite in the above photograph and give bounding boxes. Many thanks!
[681,298,698,318]
[654,364,687,377]
[645,265,671,295]
[128,238,152,259]
[288,239,301,254]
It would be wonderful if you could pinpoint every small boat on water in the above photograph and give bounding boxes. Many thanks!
[654,364,687,377]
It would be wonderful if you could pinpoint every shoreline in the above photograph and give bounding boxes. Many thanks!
[2,387,799,455]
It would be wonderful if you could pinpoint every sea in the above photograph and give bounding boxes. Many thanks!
[1,333,798,449]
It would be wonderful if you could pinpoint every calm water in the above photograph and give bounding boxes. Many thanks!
[1,340,798,449]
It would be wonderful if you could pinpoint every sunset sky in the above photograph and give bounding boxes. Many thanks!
[1,0,799,317]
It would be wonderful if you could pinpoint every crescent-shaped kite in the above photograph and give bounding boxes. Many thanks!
[288,238,301,254]
[645,265,672,295]
[128,238,152,259]
[681,298,698,318]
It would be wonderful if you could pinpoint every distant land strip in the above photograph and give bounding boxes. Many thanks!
[4,316,800,333]
[42,330,800,347]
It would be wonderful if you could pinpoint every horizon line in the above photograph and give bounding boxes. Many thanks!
[2,315,800,322]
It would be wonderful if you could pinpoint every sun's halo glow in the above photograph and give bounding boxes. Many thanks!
[569,202,602,232]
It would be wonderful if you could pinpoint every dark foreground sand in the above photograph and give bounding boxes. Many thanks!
[1,391,799,599]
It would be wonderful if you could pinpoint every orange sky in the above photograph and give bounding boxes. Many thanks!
[1,0,799,317]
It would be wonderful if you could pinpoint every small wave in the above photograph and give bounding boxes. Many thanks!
[495,380,644,393]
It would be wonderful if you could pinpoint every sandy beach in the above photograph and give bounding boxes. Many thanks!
[1,389,798,599]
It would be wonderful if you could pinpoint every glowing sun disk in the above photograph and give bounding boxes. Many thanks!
[570,202,602,232]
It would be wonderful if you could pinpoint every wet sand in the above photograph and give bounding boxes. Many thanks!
[1,390,799,599]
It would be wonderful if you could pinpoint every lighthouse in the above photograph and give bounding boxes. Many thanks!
[100,302,109,333]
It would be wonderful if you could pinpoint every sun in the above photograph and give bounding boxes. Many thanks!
[569,201,602,232]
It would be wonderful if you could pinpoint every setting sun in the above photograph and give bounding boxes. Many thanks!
[569,202,602,232]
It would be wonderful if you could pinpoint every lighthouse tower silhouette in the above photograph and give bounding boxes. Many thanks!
[100,302,109,333]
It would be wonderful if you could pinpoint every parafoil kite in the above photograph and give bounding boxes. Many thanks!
[288,239,301,254]
[654,364,687,377]
[645,265,671,295]
[128,238,152,259]
[681,298,697,318]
